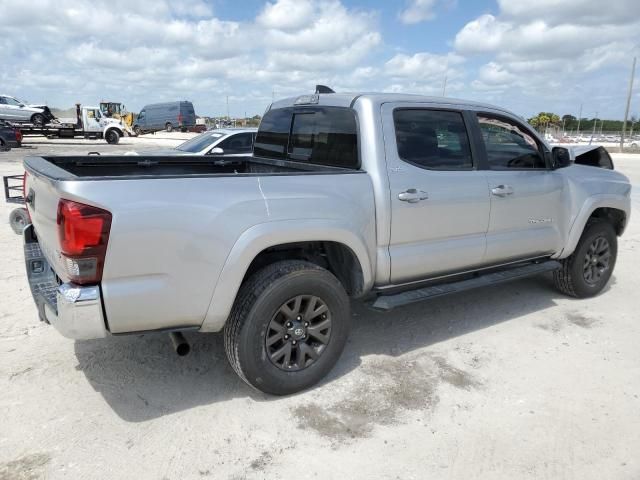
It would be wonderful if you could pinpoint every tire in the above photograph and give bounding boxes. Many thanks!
[224,260,350,395]
[31,113,45,126]
[553,220,617,298]
[133,126,141,136]
[105,129,120,145]
[9,208,29,235]
[165,122,173,132]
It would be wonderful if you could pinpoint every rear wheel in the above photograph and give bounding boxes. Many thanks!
[31,113,45,126]
[165,122,173,132]
[133,126,141,136]
[224,260,350,395]
[553,220,617,298]
[105,129,120,144]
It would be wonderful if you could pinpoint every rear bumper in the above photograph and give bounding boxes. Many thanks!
[24,225,108,340]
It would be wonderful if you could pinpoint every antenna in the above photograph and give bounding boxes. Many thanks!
[315,85,335,94]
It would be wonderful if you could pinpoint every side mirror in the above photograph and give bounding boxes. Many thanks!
[209,147,224,156]
[551,147,571,169]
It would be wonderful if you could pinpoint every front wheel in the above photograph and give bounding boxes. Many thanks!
[165,122,173,132]
[105,129,120,144]
[553,220,617,298]
[224,260,350,395]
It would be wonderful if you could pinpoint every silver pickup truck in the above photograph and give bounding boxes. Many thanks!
[21,91,631,394]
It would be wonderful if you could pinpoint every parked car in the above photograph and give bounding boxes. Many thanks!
[132,101,196,134]
[0,95,54,125]
[0,119,22,149]
[125,128,257,158]
[21,91,631,395]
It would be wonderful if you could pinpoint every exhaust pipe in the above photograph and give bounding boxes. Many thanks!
[169,332,190,356]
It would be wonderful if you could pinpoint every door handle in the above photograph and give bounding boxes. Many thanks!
[398,188,429,203]
[491,185,514,197]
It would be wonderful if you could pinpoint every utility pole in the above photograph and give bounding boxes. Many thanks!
[442,55,449,97]
[226,95,230,120]
[620,56,637,150]
[576,103,583,137]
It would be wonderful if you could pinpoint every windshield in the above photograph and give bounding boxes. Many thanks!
[176,131,225,153]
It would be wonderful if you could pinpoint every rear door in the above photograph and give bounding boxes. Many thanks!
[181,102,196,126]
[1,96,27,121]
[0,96,13,120]
[474,112,564,263]
[382,104,491,283]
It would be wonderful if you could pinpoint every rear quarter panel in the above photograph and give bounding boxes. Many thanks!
[61,172,375,333]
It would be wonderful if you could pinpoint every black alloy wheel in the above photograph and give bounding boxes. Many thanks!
[582,236,611,285]
[266,295,332,372]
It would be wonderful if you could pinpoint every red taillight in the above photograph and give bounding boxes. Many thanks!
[57,199,112,284]
[14,128,22,143]
[178,113,184,125]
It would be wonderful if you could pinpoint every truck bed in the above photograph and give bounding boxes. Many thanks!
[24,155,354,181]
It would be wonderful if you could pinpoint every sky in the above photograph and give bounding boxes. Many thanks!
[1,0,639,120]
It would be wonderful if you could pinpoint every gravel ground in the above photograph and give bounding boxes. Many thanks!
[1,139,639,480]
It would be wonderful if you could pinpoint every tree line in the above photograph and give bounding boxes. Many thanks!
[527,112,638,133]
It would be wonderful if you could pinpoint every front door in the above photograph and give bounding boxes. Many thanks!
[382,104,491,284]
[83,108,102,132]
[475,113,564,263]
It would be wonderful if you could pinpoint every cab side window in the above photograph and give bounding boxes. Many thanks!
[218,133,254,154]
[477,114,546,169]
[393,109,473,170]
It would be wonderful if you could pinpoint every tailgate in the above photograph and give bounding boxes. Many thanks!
[24,168,69,281]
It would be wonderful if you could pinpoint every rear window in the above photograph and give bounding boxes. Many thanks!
[254,107,359,169]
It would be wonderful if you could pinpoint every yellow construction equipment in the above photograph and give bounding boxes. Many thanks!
[99,101,135,129]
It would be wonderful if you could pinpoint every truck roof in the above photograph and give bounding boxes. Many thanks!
[271,92,519,118]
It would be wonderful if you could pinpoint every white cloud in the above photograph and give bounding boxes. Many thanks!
[257,0,316,31]
[0,0,382,115]
[477,62,516,86]
[1,0,638,120]
[385,52,464,80]
[399,0,437,24]
[454,1,640,117]
[498,0,640,26]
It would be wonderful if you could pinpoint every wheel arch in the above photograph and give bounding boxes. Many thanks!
[200,220,374,332]
[104,125,123,136]
[558,194,630,259]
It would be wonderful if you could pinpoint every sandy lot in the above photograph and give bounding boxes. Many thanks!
[1,138,639,480]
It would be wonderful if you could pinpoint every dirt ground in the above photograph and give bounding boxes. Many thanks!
[1,138,639,480]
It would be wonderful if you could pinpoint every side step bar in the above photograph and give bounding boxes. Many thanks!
[371,260,561,311]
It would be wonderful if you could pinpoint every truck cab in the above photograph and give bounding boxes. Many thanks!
[81,106,126,144]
